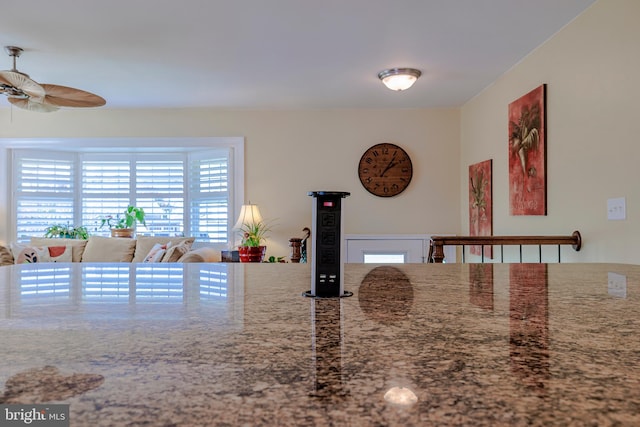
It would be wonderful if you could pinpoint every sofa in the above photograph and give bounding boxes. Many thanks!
[0,235,221,266]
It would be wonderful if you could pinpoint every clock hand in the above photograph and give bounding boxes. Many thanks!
[380,162,395,177]
[379,152,398,177]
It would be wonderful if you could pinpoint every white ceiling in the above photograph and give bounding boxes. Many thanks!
[0,0,596,110]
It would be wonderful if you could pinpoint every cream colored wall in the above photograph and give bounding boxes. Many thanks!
[460,0,640,263]
[0,108,460,258]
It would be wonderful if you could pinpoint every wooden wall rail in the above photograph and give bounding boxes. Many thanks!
[429,230,582,263]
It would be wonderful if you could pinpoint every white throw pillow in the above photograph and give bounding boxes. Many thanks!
[30,238,88,262]
[10,243,73,264]
[132,236,195,263]
[143,243,167,262]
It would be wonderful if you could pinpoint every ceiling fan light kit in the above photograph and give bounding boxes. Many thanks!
[378,68,422,91]
[0,46,106,112]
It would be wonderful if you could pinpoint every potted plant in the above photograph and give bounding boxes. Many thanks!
[238,222,270,262]
[99,205,146,238]
[43,223,90,240]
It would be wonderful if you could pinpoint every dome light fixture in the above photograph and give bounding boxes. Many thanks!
[383,386,418,406]
[378,68,422,91]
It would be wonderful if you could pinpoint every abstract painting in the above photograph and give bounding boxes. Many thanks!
[469,159,492,258]
[508,84,546,215]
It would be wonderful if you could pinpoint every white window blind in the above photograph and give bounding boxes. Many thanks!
[189,151,229,242]
[136,158,185,237]
[81,157,132,233]
[13,152,75,241]
[12,146,235,245]
[79,153,188,237]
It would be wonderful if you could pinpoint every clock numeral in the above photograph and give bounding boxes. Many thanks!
[401,167,410,173]
[381,147,389,155]
[365,177,372,184]
[365,157,373,164]
[372,150,379,157]
[362,167,369,174]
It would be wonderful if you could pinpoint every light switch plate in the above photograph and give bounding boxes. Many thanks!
[607,197,626,220]
[608,272,627,298]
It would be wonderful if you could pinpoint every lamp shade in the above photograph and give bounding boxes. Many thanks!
[378,68,421,91]
[233,204,263,230]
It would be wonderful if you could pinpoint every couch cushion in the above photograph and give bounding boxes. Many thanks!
[132,236,195,263]
[82,236,137,262]
[30,238,88,262]
[10,243,73,264]
[0,245,14,266]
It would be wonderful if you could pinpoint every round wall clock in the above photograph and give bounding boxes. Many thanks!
[358,143,413,197]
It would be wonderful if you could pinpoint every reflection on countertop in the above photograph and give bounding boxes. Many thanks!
[1,262,639,426]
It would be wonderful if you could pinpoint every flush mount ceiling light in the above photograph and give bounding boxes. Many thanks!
[383,386,418,406]
[377,68,421,91]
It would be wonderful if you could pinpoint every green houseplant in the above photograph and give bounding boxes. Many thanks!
[99,205,146,238]
[238,221,270,262]
[43,223,90,240]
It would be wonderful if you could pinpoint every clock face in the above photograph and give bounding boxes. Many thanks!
[358,143,413,197]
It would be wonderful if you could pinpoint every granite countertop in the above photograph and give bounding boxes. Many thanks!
[0,262,639,426]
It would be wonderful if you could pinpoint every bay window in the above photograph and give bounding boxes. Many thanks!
[8,137,243,248]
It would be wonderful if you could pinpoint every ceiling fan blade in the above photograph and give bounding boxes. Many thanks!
[8,97,59,113]
[41,84,106,108]
[0,70,46,100]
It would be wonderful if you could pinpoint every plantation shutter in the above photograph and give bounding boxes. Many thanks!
[13,151,75,242]
[12,143,237,246]
[135,158,185,237]
[79,154,186,236]
[81,156,131,234]
[188,150,230,243]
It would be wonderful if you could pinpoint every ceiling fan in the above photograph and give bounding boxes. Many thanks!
[0,46,106,112]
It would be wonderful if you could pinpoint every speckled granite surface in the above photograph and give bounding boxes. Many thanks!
[0,262,639,426]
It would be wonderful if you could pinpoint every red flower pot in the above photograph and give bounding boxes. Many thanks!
[238,246,266,263]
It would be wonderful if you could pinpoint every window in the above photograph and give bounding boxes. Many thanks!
[9,137,244,248]
[363,253,406,263]
[79,153,190,238]
[14,152,75,239]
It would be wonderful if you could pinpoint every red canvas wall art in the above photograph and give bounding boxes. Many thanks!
[469,159,492,258]
[509,84,546,215]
